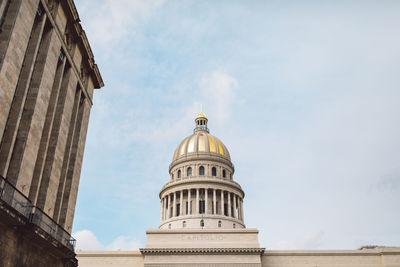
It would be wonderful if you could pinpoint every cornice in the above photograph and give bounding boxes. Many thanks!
[263,249,400,256]
[140,248,265,255]
[159,177,244,198]
[170,153,234,172]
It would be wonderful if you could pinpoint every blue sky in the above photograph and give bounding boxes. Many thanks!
[72,0,400,250]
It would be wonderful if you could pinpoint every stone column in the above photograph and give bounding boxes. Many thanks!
[220,190,224,216]
[213,189,216,215]
[238,197,242,220]
[240,197,244,221]
[233,194,237,218]
[168,194,171,218]
[196,188,199,214]
[188,189,191,215]
[180,190,183,216]
[205,188,208,214]
[162,197,166,220]
[228,192,231,217]
[160,197,163,221]
[173,192,176,217]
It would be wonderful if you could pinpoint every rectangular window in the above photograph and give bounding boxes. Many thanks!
[176,204,180,216]
[185,201,188,214]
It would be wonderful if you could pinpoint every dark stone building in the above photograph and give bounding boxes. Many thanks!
[0,0,103,266]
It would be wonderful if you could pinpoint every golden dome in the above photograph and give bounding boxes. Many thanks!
[172,113,230,162]
[172,131,231,162]
[195,112,207,120]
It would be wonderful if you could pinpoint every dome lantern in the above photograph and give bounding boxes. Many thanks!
[194,112,208,133]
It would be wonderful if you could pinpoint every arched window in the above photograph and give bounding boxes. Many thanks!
[177,170,181,178]
[218,220,222,228]
[183,221,186,228]
[187,167,192,176]
[199,166,205,176]
[200,219,204,228]
[212,167,216,176]
[222,170,226,178]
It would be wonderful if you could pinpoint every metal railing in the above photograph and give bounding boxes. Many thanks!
[30,206,76,250]
[0,175,75,251]
[0,175,32,218]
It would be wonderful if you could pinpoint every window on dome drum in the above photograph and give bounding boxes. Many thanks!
[168,224,171,229]
[233,223,236,229]
[185,201,188,214]
[183,221,186,228]
[218,220,222,228]
[199,200,205,214]
[199,166,205,176]
[222,170,226,178]
[178,170,181,178]
[212,167,216,176]
[187,167,192,176]
[200,219,204,228]
[176,204,180,216]
[224,203,228,216]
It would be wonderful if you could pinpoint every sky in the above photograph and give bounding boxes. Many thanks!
[72,0,400,251]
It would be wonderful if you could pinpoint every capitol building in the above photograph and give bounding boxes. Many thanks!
[77,113,400,267]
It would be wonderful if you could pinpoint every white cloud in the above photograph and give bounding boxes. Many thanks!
[77,0,164,48]
[74,230,141,251]
[199,70,239,125]
[74,230,103,250]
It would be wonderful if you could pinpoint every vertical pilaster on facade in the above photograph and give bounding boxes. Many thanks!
[52,83,80,221]
[228,192,231,217]
[0,0,9,21]
[179,190,183,216]
[30,56,68,207]
[0,10,47,177]
[37,62,77,215]
[62,98,93,232]
[221,190,224,216]
[172,192,176,217]
[233,194,237,218]
[7,19,62,192]
[0,0,39,143]
[188,189,191,215]
[213,189,216,215]
[196,188,199,214]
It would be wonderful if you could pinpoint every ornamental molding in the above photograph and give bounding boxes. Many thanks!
[140,248,265,255]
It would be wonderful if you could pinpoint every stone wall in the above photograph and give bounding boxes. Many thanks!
[76,247,400,267]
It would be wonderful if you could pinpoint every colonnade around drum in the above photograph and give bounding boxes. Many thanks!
[160,188,244,222]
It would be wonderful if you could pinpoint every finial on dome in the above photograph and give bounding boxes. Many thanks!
[194,112,209,132]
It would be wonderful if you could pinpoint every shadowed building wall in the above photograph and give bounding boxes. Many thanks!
[0,0,103,266]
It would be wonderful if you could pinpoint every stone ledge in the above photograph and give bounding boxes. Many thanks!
[140,248,265,255]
